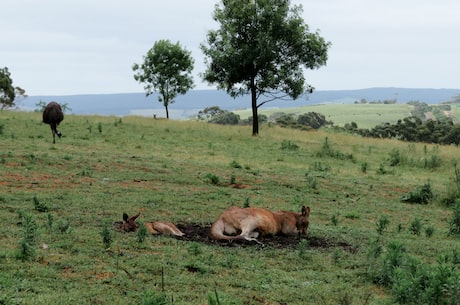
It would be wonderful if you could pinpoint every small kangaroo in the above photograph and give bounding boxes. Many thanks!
[120,213,184,237]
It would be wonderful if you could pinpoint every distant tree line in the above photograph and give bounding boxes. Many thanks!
[344,102,460,146]
[197,106,331,130]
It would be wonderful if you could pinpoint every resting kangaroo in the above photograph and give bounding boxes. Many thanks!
[120,213,184,237]
[210,205,310,242]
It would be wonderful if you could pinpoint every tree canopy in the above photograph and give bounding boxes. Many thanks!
[0,67,26,109]
[201,0,330,135]
[133,40,194,119]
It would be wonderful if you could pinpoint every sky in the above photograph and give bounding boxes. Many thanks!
[2,0,460,96]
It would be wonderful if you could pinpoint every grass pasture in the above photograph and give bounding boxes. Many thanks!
[1,110,460,305]
[235,103,415,128]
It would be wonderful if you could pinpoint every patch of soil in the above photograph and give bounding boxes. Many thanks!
[175,223,358,253]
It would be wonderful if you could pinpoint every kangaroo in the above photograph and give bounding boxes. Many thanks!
[120,213,184,237]
[210,205,310,242]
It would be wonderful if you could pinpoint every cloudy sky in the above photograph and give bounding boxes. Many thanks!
[2,0,459,96]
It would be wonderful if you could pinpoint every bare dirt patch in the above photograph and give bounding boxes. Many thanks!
[175,223,357,253]
[113,221,357,252]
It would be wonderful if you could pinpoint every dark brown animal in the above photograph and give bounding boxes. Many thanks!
[120,213,184,237]
[42,102,64,144]
[210,205,310,242]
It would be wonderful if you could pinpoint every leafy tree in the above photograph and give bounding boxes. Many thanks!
[0,67,26,109]
[201,0,330,135]
[133,40,194,119]
[197,106,225,122]
[197,106,240,125]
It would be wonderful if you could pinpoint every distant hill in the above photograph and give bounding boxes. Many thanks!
[18,87,460,119]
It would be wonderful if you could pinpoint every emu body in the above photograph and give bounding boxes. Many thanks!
[43,102,64,144]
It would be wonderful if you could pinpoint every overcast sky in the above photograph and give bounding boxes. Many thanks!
[2,0,459,96]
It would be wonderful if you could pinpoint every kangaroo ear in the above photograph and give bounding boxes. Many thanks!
[301,206,310,216]
[123,213,129,222]
[130,213,140,222]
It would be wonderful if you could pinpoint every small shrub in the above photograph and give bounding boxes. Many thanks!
[97,122,103,133]
[401,182,433,204]
[139,291,168,305]
[229,160,242,169]
[205,173,220,185]
[243,197,250,208]
[331,214,339,226]
[17,213,38,261]
[47,213,54,232]
[33,196,49,212]
[101,220,113,249]
[136,223,148,243]
[361,162,368,173]
[388,149,401,166]
[409,218,422,235]
[376,241,406,286]
[376,215,390,235]
[425,226,435,238]
[56,218,72,234]
[305,173,318,189]
[280,140,299,151]
[448,199,460,235]
[298,239,309,259]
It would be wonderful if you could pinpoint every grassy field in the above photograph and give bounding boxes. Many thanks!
[1,110,459,305]
[234,103,415,128]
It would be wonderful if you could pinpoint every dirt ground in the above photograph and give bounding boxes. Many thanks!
[177,223,357,252]
[114,221,357,252]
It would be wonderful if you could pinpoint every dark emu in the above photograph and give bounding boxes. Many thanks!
[43,102,64,144]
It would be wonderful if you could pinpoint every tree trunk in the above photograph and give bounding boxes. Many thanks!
[251,79,258,136]
[165,105,169,119]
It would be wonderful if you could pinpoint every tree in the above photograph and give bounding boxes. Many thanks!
[201,0,330,135]
[133,40,194,119]
[0,67,26,109]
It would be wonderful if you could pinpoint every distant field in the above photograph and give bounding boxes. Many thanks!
[235,103,414,129]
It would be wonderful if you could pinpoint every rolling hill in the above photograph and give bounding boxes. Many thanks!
[17,87,460,119]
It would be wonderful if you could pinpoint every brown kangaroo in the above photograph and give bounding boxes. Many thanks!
[120,213,184,237]
[210,205,310,242]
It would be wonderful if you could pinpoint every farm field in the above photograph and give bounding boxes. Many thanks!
[235,103,460,129]
[1,110,459,305]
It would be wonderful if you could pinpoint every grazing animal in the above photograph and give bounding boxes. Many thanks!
[120,213,184,237]
[210,205,310,242]
[42,102,64,144]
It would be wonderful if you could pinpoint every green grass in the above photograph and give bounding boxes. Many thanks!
[235,103,415,128]
[1,110,459,304]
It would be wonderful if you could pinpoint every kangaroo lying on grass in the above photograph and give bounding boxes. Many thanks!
[210,205,310,242]
[120,213,184,237]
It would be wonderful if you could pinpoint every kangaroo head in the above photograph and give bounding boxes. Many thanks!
[296,206,310,236]
[121,213,140,232]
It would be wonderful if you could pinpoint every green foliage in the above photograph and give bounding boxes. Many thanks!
[229,160,242,169]
[100,220,113,249]
[448,199,460,235]
[376,215,390,235]
[201,0,330,135]
[17,212,38,261]
[33,196,49,212]
[204,173,220,185]
[133,39,194,119]
[0,67,25,109]
[280,139,299,150]
[136,223,148,243]
[139,291,168,305]
[409,218,422,235]
[401,182,433,204]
